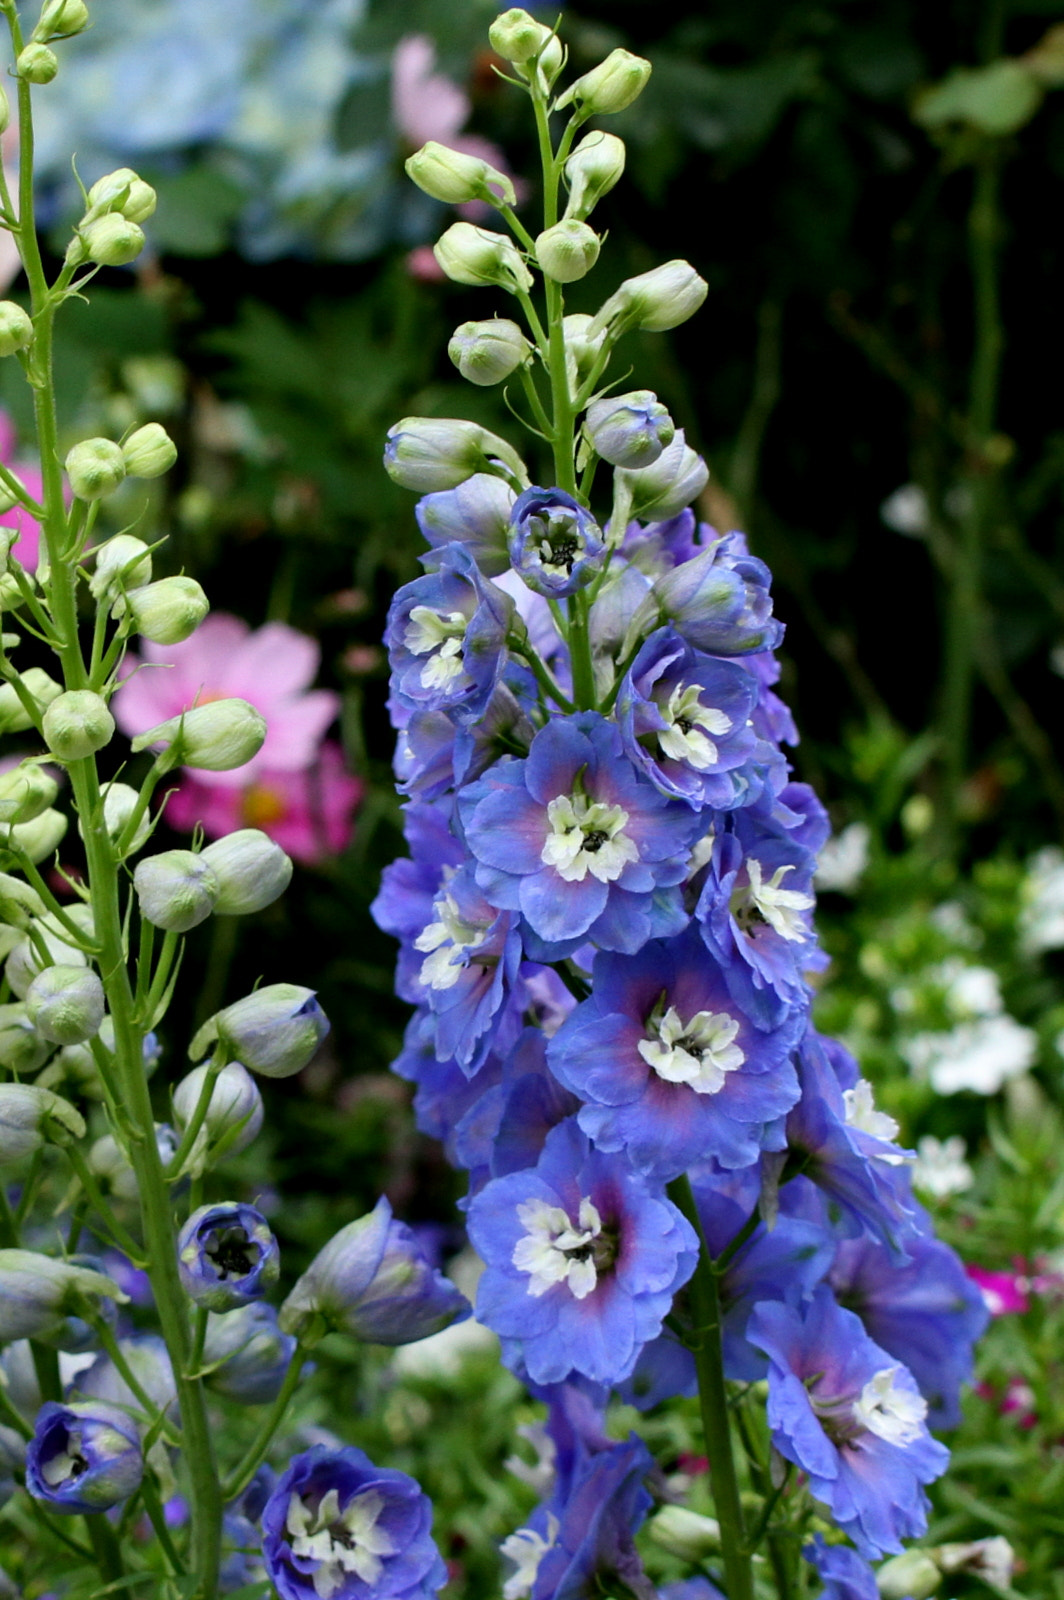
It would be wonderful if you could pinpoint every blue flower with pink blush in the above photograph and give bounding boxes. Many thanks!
[547,929,803,1180]
[459,713,701,958]
[748,1287,949,1558]
[466,1118,697,1386]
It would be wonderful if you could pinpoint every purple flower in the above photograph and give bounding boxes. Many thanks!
[803,1535,879,1600]
[385,543,515,720]
[828,1229,988,1429]
[262,1445,446,1600]
[177,1203,280,1312]
[460,713,701,957]
[279,1195,470,1346]
[616,627,761,809]
[467,1119,697,1386]
[748,1287,949,1558]
[507,487,605,598]
[27,1401,143,1514]
[547,930,802,1180]
[415,473,515,576]
[651,530,783,655]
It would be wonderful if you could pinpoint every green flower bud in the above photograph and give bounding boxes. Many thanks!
[406,141,516,207]
[515,31,564,91]
[556,48,652,116]
[117,179,156,224]
[89,533,153,601]
[0,667,61,736]
[563,131,626,222]
[590,259,708,336]
[89,1124,176,1202]
[33,0,90,41]
[0,84,9,135]
[647,1506,722,1561]
[80,214,145,268]
[121,422,176,478]
[488,8,554,62]
[16,44,58,83]
[0,1250,125,1341]
[534,219,601,283]
[0,1004,52,1074]
[0,871,46,928]
[562,313,608,401]
[42,689,115,761]
[384,416,528,494]
[125,576,209,645]
[0,763,58,826]
[0,302,34,358]
[133,849,220,933]
[876,1552,942,1600]
[5,908,92,999]
[617,428,708,521]
[0,809,67,866]
[447,318,531,386]
[94,780,152,855]
[25,964,104,1045]
[433,221,533,295]
[131,698,267,773]
[65,437,126,501]
[200,829,293,915]
[191,983,329,1080]
[172,1061,263,1165]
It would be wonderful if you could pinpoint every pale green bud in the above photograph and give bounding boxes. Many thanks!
[515,31,564,92]
[1,809,67,866]
[25,964,105,1045]
[16,44,58,83]
[125,576,209,645]
[0,303,34,358]
[89,533,153,601]
[447,318,531,386]
[84,167,156,222]
[564,131,626,222]
[590,259,708,336]
[33,0,90,41]
[0,1250,124,1341]
[0,1083,84,1157]
[488,8,554,62]
[535,220,600,283]
[0,763,57,826]
[433,222,533,295]
[191,984,329,1079]
[81,214,145,268]
[562,313,608,401]
[0,871,45,927]
[384,416,528,494]
[617,429,708,521]
[556,48,652,116]
[172,1061,263,1163]
[876,1552,942,1600]
[406,141,515,207]
[0,1005,52,1074]
[133,850,220,933]
[200,829,293,915]
[131,698,267,773]
[0,667,62,734]
[65,437,126,500]
[0,573,27,613]
[96,781,152,855]
[42,689,115,761]
[116,179,156,224]
[0,85,9,135]
[121,422,176,478]
[647,1506,721,1561]
[5,908,92,999]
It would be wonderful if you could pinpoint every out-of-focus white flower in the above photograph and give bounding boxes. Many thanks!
[903,1015,1037,1096]
[911,1134,974,1197]
[942,962,1002,1020]
[389,1246,497,1379]
[928,900,981,948]
[814,822,870,894]
[936,1536,1014,1590]
[880,484,929,537]
[1020,845,1064,955]
[504,1421,556,1496]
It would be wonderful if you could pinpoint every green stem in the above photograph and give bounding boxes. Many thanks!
[141,1472,188,1576]
[668,1176,754,1600]
[30,1340,61,1405]
[166,1052,225,1181]
[223,1348,308,1503]
[66,1142,146,1263]
[511,633,575,712]
[84,1510,125,1585]
[91,1314,183,1446]
[565,588,596,710]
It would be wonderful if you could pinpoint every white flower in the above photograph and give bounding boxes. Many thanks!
[656,682,731,770]
[541,794,638,884]
[403,605,468,691]
[512,1197,604,1300]
[814,823,870,894]
[637,1001,745,1094]
[852,1366,927,1446]
[880,484,929,536]
[286,1486,396,1597]
[902,1014,1037,1095]
[1020,846,1064,955]
[732,859,813,942]
[911,1135,973,1198]
[501,1516,559,1600]
[842,1081,908,1164]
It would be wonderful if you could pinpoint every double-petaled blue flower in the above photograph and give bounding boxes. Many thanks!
[507,488,605,599]
[27,1401,143,1514]
[177,1202,280,1311]
[385,544,515,721]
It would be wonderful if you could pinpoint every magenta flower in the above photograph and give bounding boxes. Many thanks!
[966,1266,1029,1317]
[0,411,45,573]
[113,615,341,788]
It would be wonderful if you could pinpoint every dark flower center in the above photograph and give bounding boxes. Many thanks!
[204,1225,257,1279]
[582,829,609,853]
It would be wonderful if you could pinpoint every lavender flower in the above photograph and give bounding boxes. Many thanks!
[177,1202,280,1311]
[507,487,605,598]
[27,1401,143,1514]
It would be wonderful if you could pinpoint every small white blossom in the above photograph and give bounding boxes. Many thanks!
[911,1135,973,1198]
[842,1081,908,1164]
[657,683,731,770]
[541,794,638,884]
[512,1197,604,1300]
[733,859,814,942]
[814,823,870,894]
[286,1486,396,1599]
[852,1367,927,1446]
[501,1517,559,1600]
[403,605,467,691]
[638,1001,745,1094]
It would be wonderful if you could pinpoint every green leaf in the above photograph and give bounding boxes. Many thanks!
[914,59,1044,136]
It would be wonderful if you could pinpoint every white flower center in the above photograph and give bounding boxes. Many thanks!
[530,511,586,577]
[540,793,638,884]
[500,1515,560,1600]
[843,1081,908,1165]
[286,1487,396,1600]
[657,682,731,770]
[512,1196,607,1300]
[40,1424,127,1487]
[414,887,489,991]
[637,997,745,1093]
[403,605,468,692]
[852,1366,927,1447]
[731,858,813,942]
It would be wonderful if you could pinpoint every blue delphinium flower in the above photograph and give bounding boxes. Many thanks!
[26,1401,143,1514]
[415,475,515,577]
[802,1535,880,1600]
[467,1118,697,1386]
[616,626,762,809]
[177,1202,280,1311]
[547,929,803,1179]
[203,1303,298,1406]
[385,543,515,721]
[748,1287,949,1558]
[651,529,784,655]
[460,712,701,957]
[507,488,605,598]
[261,1444,447,1600]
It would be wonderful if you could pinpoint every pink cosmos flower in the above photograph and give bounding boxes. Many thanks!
[0,411,45,572]
[166,740,362,865]
[966,1265,1030,1317]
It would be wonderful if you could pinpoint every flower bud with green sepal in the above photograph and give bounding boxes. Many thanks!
[89,533,153,601]
[131,698,267,772]
[42,689,115,760]
[0,303,33,358]
[0,1009,54,1075]
[80,215,145,268]
[25,964,105,1045]
[84,168,157,225]
[384,416,528,495]
[120,422,175,476]
[199,829,292,914]
[0,809,67,866]
[0,1083,85,1164]
[202,1303,296,1404]
[615,430,708,523]
[535,220,600,283]
[134,849,220,933]
[0,762,58,825]
[488,8,555,62]
[555,48,652,116]
[591,260,708,337]
[433,222,533,295]
[0,1250,126,1341]
[64,438,125,501]
[173,1060,263,1170]
[191,983,329,1080]
[124,576,209,645]
[90,781,153,855]
[875,1551,942,1600]
[32,0,89,43]
[5,907,93,999]
[16,44,58,83]
[448,319,531,386]
[0,667,62,735]
[563,131,626,222]
[406,142,516,207]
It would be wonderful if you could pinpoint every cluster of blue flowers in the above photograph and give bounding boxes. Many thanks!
[374,431,988,1590]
